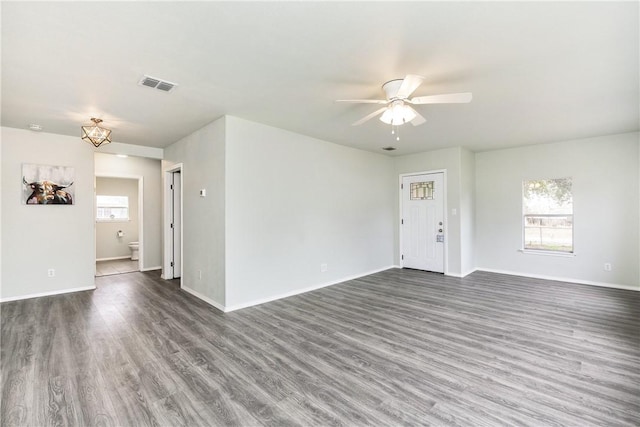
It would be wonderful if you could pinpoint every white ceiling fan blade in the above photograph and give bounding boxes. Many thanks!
[335,99,388,104]
[395,75,425,99]
[410,92,473,104]
[407,106,426,126]
[352,107,388,126]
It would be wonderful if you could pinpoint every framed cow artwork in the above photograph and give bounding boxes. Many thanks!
[22,163,75,205]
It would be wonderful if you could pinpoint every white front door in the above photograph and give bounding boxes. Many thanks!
[401,172,445,273]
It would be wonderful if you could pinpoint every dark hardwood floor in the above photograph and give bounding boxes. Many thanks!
[1,268,639,426]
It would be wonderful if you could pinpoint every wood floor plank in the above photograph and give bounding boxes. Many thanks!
[2,268,639,426]
[151,390,213,427]
[292,284,640,414]
[1,366,31,427]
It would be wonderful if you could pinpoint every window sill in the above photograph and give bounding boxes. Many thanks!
[518,249,575,257]
[96,219,131,223]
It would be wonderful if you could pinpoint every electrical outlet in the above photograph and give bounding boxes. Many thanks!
[47,269,55,278]
[604,263,612,272]
[320,263,328,273]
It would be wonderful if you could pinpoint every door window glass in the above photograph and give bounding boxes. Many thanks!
[410,181,434,200]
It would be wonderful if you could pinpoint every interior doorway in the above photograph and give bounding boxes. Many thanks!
[94,174,144,276]
[400,171,446,273]
[163,164,183,280]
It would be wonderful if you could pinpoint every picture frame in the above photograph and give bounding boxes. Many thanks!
[22,163,75,205]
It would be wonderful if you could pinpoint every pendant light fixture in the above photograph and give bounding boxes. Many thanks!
[81,118,112,147]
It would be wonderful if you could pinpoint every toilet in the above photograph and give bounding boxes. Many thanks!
[127,242,139,261]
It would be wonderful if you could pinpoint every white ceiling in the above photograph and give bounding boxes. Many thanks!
[2,1,638,155]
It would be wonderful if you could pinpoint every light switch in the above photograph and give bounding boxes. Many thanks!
[451,208,457,216]
[199,189,206,197]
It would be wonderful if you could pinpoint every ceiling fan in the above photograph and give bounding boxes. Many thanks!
[336,75,472,127]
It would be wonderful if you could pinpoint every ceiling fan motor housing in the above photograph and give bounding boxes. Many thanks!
[382,79,404,100]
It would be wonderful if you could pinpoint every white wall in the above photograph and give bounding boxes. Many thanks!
[4,122,633,305]
[224,116,396,309]
[95,153,163,270]
[1,127,95,300]
[0,134,3,292]
[98,142,163,159]
[475,132,639,289]
[460,148,476,276]
[393,147,467,276]
[163,117,226,307]
[95,177,139,260]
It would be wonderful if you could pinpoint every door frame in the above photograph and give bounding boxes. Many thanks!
[398,169,448,275]
[94,173,145,274]
[162,163,183,280]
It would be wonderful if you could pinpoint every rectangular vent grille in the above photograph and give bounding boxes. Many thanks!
[141,77,160,88]
[156,82,175,92]
[138,75,177,92]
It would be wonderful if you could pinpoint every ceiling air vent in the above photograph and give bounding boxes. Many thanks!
[382,146,396,151]
[138,75,178,92]
[156,81,175,92]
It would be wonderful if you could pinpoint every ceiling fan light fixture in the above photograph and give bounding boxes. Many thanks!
[379,103,416,126]
[379,108,393,124]
[81,118,112,148]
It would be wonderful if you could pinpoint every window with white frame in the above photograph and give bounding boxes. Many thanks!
[522,178,573,253]
[96,195,129,221]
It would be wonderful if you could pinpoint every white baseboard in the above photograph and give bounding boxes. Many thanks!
[475,268,639,292]
[96,256,131,262]
[459,268,478,278]
[0,285,97,303]
[141,266,162,272]
[181,286,226,312]
[395,265,476,278]
[224,265,396,313]
[446,270,477,278]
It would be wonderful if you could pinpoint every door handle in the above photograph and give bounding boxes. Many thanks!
[438,229,443,233]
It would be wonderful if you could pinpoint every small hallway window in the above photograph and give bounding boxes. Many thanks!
[96,195,129,221]
[523,178,573,253]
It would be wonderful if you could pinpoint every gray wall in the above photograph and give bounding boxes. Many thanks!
[475,132,639,288]
[224,116,395,309]
[164,116,396,310]
[460,147,476,276]
[163,117,226,307]
[2,122,637,302]
[95,177,139,260]
[1,127,95,300]
[393,146,468,276]
[95,153,162,270]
